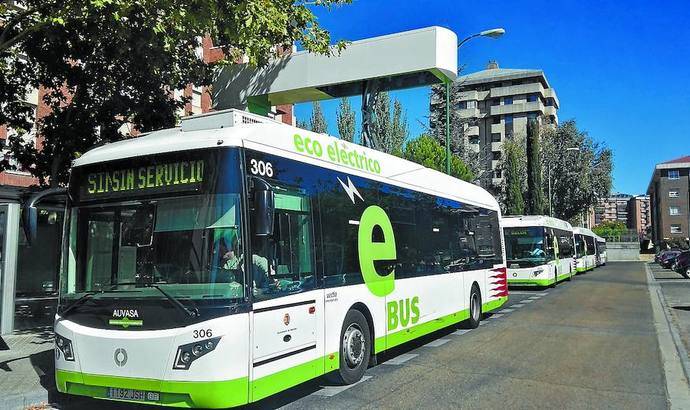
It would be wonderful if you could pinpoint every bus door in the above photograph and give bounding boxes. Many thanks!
[249,191,323,400]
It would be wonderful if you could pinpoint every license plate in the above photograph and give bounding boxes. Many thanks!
[107,387,160,402]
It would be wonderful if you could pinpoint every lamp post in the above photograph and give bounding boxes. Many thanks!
[445,28,505,175]
[548,146,580,217]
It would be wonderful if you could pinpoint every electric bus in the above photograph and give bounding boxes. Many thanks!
[573,227,597,272]
[595,234,607,266]
[51,110,508,408]
[502,215,575,287]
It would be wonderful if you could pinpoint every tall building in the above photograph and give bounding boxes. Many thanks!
[430,61,559,191]
[647,156,690,246]
[628,195,651,237]
[594,193,632,225]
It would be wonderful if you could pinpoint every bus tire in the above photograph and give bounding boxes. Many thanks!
[331,309,371,385]
[464,284,482,329]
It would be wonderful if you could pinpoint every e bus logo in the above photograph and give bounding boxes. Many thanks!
[358,205,396,297]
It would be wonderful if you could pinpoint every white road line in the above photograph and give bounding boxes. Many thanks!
[424,338,450,347]
[528,296,541,300]
[451,329,472,336]
[522,299,534,304]
[512,304,525,308]
[490,314,504,319]
[312,376,372,397]
[383,353,418,365]
[645,264,690,409]
[537,292,549,296]
[498,309,514,313]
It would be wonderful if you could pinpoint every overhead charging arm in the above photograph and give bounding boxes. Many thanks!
[22,187,67,246]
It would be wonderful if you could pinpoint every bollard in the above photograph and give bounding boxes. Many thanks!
[0,336,9,351]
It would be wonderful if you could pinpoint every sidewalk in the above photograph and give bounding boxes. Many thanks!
[0,327,57,410]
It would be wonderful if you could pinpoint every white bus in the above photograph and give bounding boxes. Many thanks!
[51,110,508,408]
[502,215,575,287]
[573,227,597,273]
[595,235,607,266]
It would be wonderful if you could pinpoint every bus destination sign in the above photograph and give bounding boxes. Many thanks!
[81,159,205,200]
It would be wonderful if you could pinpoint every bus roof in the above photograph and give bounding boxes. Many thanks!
[73,110,500,211]
[501,215,573,232]
[573,227,596,237]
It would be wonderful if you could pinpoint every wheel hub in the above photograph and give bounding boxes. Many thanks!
[343,324,365,368]
[471,293,480,321]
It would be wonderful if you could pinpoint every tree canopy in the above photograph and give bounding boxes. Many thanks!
[309,101,328,134]
[336,97,355,142]
[592,221,627,240]
[0,0,350,185]
[403,135,474,182]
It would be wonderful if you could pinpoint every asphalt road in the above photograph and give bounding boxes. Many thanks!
[54,262,669,410]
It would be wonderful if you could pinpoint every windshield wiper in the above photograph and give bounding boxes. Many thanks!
[148,284,199,320]
[59,292,96,317]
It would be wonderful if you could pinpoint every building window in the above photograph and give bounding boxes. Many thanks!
[494,169,502,178]
[527,94,538,102]
[504,96,513,105]
[492,116,501,124]
[469,136,479,144]
[527,112,538,121]
[668,170,680,179]
[491,133,501,142]
[671,224,682,234]
[467,100,477,109]
[457,101,467,110]
[669,190,680,198]
[504,114,513,124]
[492,151,501,160]
[670,207,680,216]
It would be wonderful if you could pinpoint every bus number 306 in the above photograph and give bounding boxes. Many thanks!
[249,159,273,177]
[193,329,212,339]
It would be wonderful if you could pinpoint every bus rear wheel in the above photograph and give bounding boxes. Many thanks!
[463,285,482,329]
[331,309,371,385]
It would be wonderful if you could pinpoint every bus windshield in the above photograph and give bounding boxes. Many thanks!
[61,193,245,306]
[504,227,547,266]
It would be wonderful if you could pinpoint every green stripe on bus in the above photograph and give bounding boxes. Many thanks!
[507,278,554,286]
[56,369,249,408]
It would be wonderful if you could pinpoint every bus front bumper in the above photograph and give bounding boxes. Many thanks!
[56,369,248,409]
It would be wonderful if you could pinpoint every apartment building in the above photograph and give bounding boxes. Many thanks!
[628,195,651,237]
[594,193,632,225]
[430,61,559,191]
[647,156,690,246]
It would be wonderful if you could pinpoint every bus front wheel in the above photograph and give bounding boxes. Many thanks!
[464,285,482,329]
[331,309,371,385]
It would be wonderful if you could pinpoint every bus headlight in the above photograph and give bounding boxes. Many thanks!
[173,337,221,370]
[55,334,75,361]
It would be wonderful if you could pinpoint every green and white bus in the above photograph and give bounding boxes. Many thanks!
[52,110,508,408]
[502,215,575,287]
[573,227,597,272]
[595,234,607,266]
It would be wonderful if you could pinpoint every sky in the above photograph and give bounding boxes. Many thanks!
[293,0,690,196]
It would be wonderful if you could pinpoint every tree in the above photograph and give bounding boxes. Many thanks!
[309,101,328,134]
[336,97,356,142]
[371,92,407,155]
[503,136,525,215]
[0,0,350,186]
[541,120,613,221]
[592,221,627,240]
[403,135,474,182]
[526,119,545,215]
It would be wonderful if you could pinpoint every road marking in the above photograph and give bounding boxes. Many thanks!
[528,296,541,300]
[424,338,450,347]
[537,292,549,296]
[490,314,504,319]
[512,304,525,308]
[645,264,690,409]
[451,329,472,336]
[312,376,372,397]
[383,353,418,365]
[522,299,534,303]
[498,308,514,313]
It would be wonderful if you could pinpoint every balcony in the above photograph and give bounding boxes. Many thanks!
[491,141,503,152]
[544,88,560,108]
[490,83,544,99]
[490,101,544,116]
[491,123,504,134]
[456,107,480,119]
[457,90,479,101]
[465,125,479,137]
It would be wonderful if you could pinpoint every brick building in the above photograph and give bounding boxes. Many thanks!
[647,156,690,246]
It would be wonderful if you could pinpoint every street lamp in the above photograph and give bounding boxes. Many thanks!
[548,147,580,217]
[445,28,505,175]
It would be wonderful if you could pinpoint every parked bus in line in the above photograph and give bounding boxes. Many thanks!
[573,227,597,272]
[48,110,508,408]
[502,215,576,287]
[595,235,607,266]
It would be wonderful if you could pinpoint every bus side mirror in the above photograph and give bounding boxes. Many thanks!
[22,187,67,246]
[251,177,274,237]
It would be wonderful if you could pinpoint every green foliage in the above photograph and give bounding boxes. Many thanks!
[592,221,627,240]
[309,101,328,134]
[372,92,408,155]
[403,135,474,182]
[541,120,613,221]
[526,119,545,215]
[0,0,349,185]
[503,137,525,215]
[336,97,355,142]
